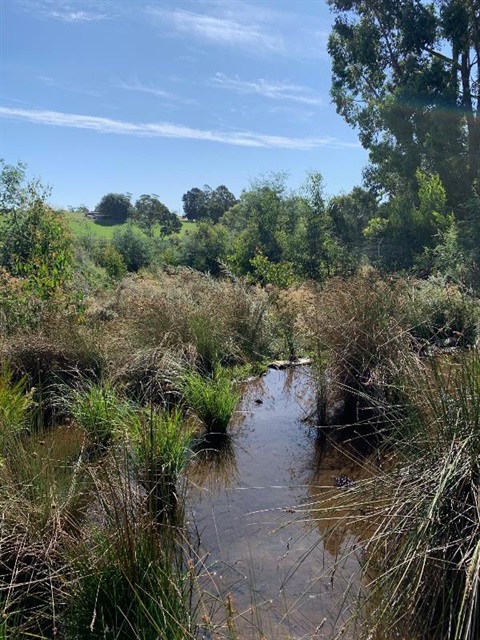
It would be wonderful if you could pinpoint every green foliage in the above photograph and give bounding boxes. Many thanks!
[364,171,451,271]
[0,158,51,216]
[112,224,153,272]
[128,409,192,478]
[96,192,135,223]
[134,194,180,237]
[95,240,127,279]
[0,369,31,452]
[249,252,297,288]
[179,221,229,275]
[0,200,74,299]
[69,381,132,447]
[0,268,45,334]
[182,366,240,434]
[66,519,191,640]
[182,184,236,222]
[327,0,475,209]
[406,277,478,348]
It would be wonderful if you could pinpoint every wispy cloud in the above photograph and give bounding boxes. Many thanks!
[149,8,284,54]
[49,9,106,22]
[0,106,358,151]
[113,78,196,105]
[17,1,113,22]
[211,73,324,106]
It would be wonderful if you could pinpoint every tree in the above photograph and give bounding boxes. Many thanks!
[179,221,229,274]
[208,185,237,223]
[0,158,51,217]
[182,187,208,221]
[134,194,176,236]
[112,225,153,272]
[327,0,479,210]
[364,170,451,271]
[181,185,237,222]
[96,193,134,223]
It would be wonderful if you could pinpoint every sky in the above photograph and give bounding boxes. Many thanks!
[0,0,368,213]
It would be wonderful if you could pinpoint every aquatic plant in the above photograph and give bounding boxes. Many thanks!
[69,380,133,448]
[182,365,240,434]
[325,349,480,639]
[126,408,193,518]
[305,271,412,442]
[64,453,194,640]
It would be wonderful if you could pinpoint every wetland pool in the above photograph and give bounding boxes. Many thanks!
[188,367,366,640]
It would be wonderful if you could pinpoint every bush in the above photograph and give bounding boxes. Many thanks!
[406,276,478,348]
[0,200,73,299]
[112,225,152,272]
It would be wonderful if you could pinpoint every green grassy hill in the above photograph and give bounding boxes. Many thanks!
[64,212,195,239]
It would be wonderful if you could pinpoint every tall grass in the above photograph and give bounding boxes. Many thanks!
[323,350,480,639]
[0,368,32,449]
[126,408,193,518]
[182,366,240,435]
[65,451,194,640]
[69,380,133,448]
[304,271,412,443]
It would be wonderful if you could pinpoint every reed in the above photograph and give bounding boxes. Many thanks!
[182,365,240,435]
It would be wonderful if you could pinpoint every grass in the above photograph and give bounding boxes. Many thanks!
[65,211,193,239]
[126,408,193,518]
[68,380,134,449]
[182,365,240,435]
[314,349,480,640]
[64,444,194,640]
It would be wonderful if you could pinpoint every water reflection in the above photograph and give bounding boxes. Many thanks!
[189,367,366,639]
[189,433,239,492]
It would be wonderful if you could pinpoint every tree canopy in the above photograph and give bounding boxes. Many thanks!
[182,185,237,222]
[133,194,180,236]
[327,0,480,210]
[96,193,134,223]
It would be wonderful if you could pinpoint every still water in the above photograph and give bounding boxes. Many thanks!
[188,367,365,640]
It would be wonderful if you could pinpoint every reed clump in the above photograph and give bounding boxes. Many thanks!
[321,350,480,640]
[182,365,241,435]
[305,270,412,441]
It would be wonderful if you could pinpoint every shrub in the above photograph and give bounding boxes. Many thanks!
[0,200,73,299]
[405,276,478,348]
[112,225,152,272]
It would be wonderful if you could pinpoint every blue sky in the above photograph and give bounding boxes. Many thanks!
[0,0,368,212]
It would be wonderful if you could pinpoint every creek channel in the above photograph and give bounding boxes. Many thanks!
[187,366,366,640]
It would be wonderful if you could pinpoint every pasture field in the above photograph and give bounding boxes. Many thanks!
[64,211,194,238]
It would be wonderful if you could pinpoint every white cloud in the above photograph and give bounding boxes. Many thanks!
[149,8,284,54]
[211,73,324,106]
[17,1,113,22]
[49,10,106,22]
[0,106,359,150]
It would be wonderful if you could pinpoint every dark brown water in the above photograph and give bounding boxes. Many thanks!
[188,367,364,640]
